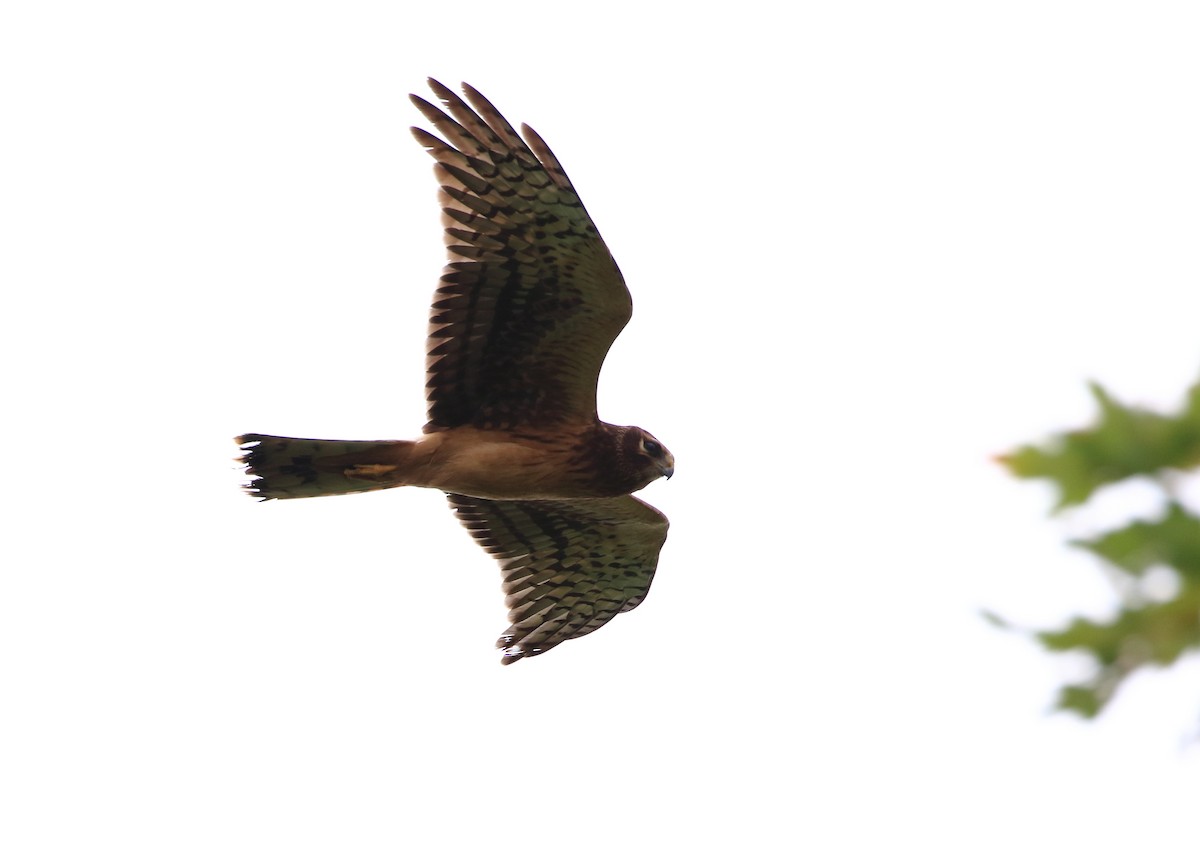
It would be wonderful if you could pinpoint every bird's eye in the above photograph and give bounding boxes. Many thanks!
[642,439,662,458]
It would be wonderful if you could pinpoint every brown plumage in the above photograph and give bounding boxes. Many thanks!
[237,79,673,664]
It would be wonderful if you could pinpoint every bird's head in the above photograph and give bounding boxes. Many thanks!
[619,426,674,490]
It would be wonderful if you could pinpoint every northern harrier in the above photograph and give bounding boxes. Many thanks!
[237,79,674,664]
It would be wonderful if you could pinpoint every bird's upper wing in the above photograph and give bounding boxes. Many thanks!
[447,493,669,664]
[411,80,632,432]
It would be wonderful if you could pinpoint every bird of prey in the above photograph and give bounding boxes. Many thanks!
[237,79,674,664]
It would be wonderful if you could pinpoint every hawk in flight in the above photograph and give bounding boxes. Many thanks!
[237,79,674,664]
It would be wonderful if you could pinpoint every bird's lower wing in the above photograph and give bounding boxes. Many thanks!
[447,494,669,664]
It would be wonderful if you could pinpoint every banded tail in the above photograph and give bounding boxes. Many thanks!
[236,434,416,500]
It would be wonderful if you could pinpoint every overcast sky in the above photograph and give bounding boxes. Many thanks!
[4,2,1199,844]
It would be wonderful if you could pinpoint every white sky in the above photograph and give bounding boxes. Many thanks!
[4,2,1200,843]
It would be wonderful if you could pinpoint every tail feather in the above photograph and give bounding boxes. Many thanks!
[236,434,415,500]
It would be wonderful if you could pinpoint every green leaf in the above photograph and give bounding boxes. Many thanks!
[1037,585,1200,716]
[1040,589,1200,665]
[1000,373,1200,720]
[1072,503,1200,578]
[979,609,1012,629]
[1056,685,1103,718]
[998,380,1200,509]
[1037,615,1124,663]
[1186,381,1200,430]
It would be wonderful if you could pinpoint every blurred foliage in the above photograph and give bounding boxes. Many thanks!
[996,377,1200,718]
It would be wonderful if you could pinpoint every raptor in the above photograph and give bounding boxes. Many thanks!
[237,79,673,664]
